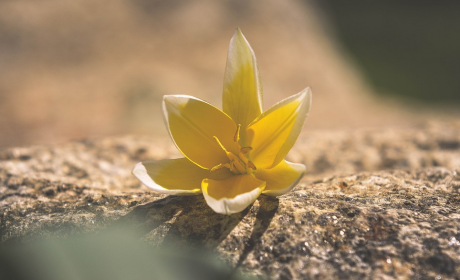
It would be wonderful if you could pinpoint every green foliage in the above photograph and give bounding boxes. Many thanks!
[0,229,258,280]
[316,0,460,104]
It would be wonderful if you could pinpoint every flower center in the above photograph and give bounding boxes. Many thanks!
[210,124,257,175]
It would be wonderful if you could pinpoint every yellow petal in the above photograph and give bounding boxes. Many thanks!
[246,87,312,169]
[222,28,263,146]
[202,174,265,215]
[133,158,232,195]
[255,160,306,196]
[163,95,239,169]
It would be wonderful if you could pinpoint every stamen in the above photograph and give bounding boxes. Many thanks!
[240,146,252,154]
[213,136,228,153]
[234,124,241,142]
[211,130,255,175]
[210,162,231,172]
[229,159,235,173]
[247,161,257,170]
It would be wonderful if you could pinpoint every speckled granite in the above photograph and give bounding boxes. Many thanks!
[1,122,460,279]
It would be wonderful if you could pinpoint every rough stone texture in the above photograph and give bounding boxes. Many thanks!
[1,121,460,279]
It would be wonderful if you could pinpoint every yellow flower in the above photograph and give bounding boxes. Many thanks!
[133,28,312,215]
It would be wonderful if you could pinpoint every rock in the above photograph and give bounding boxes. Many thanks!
[1,122,460,279]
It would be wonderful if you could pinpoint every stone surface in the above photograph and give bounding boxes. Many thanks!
[1,121,460,279]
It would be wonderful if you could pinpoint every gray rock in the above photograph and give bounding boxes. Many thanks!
[1,122,460,279]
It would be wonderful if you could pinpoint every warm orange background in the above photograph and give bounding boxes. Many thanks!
[0,0,456,148]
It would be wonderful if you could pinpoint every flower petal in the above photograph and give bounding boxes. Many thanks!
[202,174,265,215]
[163,95,239,169]
[133,158,232,195]
[222,28,263,146]
[246,87,312,169]
[255,160,306,196]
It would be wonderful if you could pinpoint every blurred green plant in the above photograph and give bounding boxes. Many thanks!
[0,229,258,280]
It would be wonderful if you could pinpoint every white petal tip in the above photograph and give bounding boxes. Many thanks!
[203,185,263,215]
[262,162,306,197]
[133,162,201,195]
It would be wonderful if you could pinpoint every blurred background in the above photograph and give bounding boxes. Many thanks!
[0,0,459,148]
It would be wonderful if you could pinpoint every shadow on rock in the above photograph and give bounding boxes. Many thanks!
[106,195,249,248]
[230,196,279,277]
[102,194,279,279]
